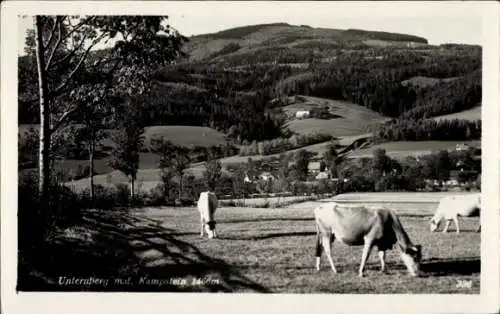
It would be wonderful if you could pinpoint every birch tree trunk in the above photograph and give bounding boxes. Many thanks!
[34,16,51,207]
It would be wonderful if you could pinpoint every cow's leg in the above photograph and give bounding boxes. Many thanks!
[200,216,205,238]
[378,250,386,273]
[315,225,322,271]
[322,234,337,273]
[442,220,451,233]
[359,240,374,277]
[453,216,460,234]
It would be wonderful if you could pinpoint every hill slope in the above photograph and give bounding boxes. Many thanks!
[431,105,481,122]
[283,95,389,137]
[184,23,428,61]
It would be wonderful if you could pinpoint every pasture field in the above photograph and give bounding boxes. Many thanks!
[142,125,229,148]
[32,192,480,293]
[131,202,480,293]
[329,192,479,204]
[219,195,322,208]
[283,96,388,137]
[400,76,461,88]
[347,140,481,159]
[431,105,481,122]
[19,124,229,149]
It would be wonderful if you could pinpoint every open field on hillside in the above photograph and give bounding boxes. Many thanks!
[284,96,388,137]
[20,124,230,177]
[19,124,229,149]
[431,105,481,122]
[401,76,461,88]
[25,192,479,293]
[64,130,372,190]
[65,165,233,193]
[143,126,229,148]
[347,140,481,159]
[190,133,373,166]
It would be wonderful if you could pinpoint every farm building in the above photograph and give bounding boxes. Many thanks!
[308,161,322,174]
[455,143,471,151]
[315,171,330,180]
[295,110,310,119]
[258,172,276,181]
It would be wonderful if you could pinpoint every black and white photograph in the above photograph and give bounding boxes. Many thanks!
[2,1,499,314]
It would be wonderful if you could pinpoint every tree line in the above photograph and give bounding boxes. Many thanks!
[373,118,481,142]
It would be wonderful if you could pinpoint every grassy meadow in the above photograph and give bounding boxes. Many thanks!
[431,105,481,122]
[284,96,388,137]
[346,140,481,159]
[26,192,480,293]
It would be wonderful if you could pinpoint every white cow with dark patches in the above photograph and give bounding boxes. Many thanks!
[314,202,422,277]
[430,194,481,233]
[198,191,218,239]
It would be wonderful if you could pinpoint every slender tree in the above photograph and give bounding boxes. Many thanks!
[27,15,186,211]
[203,158,222,192]
[150,136,177,202]
[172,147,190,200]
[295,149,311,181]
[109,102,145,202]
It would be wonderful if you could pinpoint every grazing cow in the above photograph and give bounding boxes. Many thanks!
[314,203,422,277]
[295,110,310,119]
[430,194,481,233]
[198,191,218,239]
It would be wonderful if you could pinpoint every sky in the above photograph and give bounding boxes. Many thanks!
[17,2,484,54]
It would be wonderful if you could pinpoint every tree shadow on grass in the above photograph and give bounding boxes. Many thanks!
[18,210,269,292]
[420,257,480,277]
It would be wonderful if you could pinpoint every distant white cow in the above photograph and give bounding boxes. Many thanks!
[295,110,310,119]
[198,191,218,239]
[430,194,481,233]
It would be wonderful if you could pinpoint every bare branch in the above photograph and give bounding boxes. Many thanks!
[45,18,64,71]
[49,87,108,135]
[49,105,80,135]
[43,17,59,50]
[51,30,90,68]
[50,32,107,98]
[60,16,97,45]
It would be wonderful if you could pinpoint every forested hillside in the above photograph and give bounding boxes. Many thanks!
[19,23,482,145]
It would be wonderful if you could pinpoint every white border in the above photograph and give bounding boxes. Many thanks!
[2,2,499,314]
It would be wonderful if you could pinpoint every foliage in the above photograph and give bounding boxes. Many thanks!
[18,174,83,250]
[208,42,242,59]
[337,147,479,193]
[400,71,481,120]
[108,103,145,199]
[294,149,312,181]
[373,118,481,142]
[203,158,223,191]
[19,127,39,168]
[239,132,333,156]
[323,143,339,178]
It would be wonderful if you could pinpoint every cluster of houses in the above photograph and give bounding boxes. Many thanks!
[242,160,339,184]
[241,142,480,191]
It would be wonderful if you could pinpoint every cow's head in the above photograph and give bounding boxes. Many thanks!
[205,221,217,239]
[400,245,422,277]
[429,217,440,232]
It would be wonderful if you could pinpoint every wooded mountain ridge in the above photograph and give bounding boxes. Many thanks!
[19,23,481,144]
